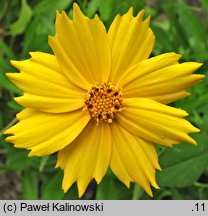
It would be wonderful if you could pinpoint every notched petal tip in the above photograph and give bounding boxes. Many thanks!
[152,179,160,189]
[144,15,151,24]
[77,193,83,198]
[13,95,22,101]
[121,181,131,189]
[185,133,198,145]
[127,7,134,15]
[191,139,197,145]
[136,9,145,18]
[188,123,200,134]
[157,165,162,171]
[28,148,48,157]
[10,60,20,68]
[196,74,206,80]
[93,13,103,24]
[28,51,36,57]
[73,2,86,20]
[146,188,153,197]
[55,163,61,169]
[179,108,189,117]
[9,59,29,72]
[27,151,34,157]
[73,2,80,10]
[56,10,61,17]
[6,73,17,80]
[48,35,57,46]
[194,127,201,133]
[62,180,71,194]
[196,62,203,68]
[27,148,38,157]
[78,189,85,198]
[5,135,13,142]
[120,6,145,19]
[3,124,16,135]
[189,62,203,72]
[63,187,68,194]
[154,161,162,171]
[55,10,70,34]
[94,177,102,185]
[167,52,182,60]
[56,10,67,18]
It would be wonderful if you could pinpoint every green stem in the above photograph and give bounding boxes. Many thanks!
[132,184,144,200]
[194,182,208,188]
[0,118,17,136]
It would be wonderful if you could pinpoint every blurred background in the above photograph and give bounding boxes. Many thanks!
[0,0,208,200]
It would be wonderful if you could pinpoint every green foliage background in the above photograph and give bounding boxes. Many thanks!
[0,0,208,200]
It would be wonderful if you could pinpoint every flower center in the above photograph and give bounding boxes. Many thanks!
[84,83,123,123]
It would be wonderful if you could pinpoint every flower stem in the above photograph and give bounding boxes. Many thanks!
[194,182,208,188]
[132,184,144,200]
[0,118,17,136]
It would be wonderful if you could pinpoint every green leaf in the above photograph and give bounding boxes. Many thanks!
[21,17,39,55]
[7,100,23,112]
[85,0,100,18]
[0,70,22,94]
[4,148,37,171]
[0,56,14,71]
[39,156,49,172]
[26,34,50,53]
[157,132,208,188]
[96,171,132,200]
[65,185,79,199]
[195,61,208,74]
[33,0,73,16]
[98,0,113,21]
[0,136,13,151]
[10,0,32,36]
[0,41,15,59]
[22,16,51,55]
[0,111,3,129]
[189,52,208,61]
[130,0,145,14]
[151,26,175,54]
[154,189,172,200]
[132,184,144,200]
[42,171,65,200]
[198,186,208,199]
[170,188,185,199]
[23,170,38,199]
[177,2,207,50]
[199,0,208,13]
[174,62,208,115]
[0,0,8,20]
[169,12,190,50]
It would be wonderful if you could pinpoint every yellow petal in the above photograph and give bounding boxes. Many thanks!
[56,120,112,197]
[5,109,90,156]
[15,93,84,113]
[149,91,190,104]
[118,53,203,103]
[117,98,199,147]
[108,8,155,84]
[117,52,181,86]
[137,138,161,171]
[111,123,159,196]
[49,4,111,89]
[7,52,83,98]
[110,141,132,188]
[93,122,112,184]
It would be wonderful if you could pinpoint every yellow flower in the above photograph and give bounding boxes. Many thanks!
[4,4,204,197]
